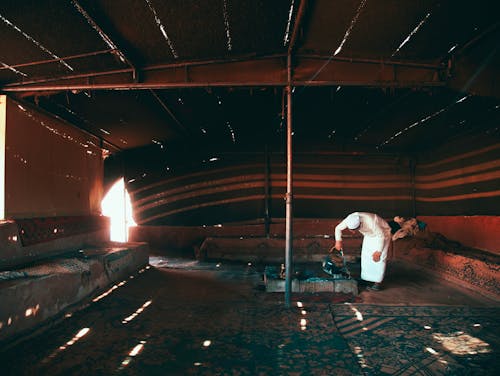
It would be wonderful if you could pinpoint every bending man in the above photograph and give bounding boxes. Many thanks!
[334,212,391,291]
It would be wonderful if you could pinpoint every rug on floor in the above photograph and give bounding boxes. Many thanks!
[330,304,500,376]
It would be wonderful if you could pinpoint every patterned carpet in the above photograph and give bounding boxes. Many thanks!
[2,259,498,376]
[0,267,362,376]
[331,304,500,375]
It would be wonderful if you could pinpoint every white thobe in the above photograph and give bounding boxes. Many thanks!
[335,212,391,283]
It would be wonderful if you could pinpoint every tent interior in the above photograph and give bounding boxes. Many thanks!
[1,0,498,248]
[0,1,499,373]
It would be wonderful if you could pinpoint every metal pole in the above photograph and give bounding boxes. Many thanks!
[264,144,271,238]
[283,1,307,307]
[0,49,114,71]
[123,178,128,242]
[122,157,128,242]
[410,157,417,217]
[284,54,293,308]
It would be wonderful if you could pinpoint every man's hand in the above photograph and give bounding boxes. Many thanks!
[372,251,382,262]
[334,240,343,251]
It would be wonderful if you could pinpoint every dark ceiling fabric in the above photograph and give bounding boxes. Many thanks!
[1,0,498,154]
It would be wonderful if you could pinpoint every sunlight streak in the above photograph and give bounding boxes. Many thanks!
[145,0,178,58]
[119,340,147,370]
[0,14,74,71]
[122,300,153,324]
[333,0,367,56]
[43,327,90,363]
[433,332,491,355]
[392,12,431,57]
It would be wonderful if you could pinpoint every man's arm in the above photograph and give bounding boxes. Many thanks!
[334,220,347,250]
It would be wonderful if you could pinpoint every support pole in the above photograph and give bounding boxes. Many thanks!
[264,144,271,238]
[410,157,417,218]
[283,0,307,308]
[284,54,293,308]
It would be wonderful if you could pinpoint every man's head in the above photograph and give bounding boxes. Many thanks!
[345,213,360,230]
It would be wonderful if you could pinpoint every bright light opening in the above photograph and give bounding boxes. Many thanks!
[101,178,136,242]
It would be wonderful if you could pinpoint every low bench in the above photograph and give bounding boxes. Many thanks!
[393,233,500,301]
[0,216,149,345]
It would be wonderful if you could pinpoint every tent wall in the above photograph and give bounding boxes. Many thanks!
[2,96,103,219]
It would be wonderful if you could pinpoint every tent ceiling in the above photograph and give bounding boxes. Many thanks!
[1,0,498,154]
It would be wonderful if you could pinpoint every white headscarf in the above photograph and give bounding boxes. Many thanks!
[345,213,360,229]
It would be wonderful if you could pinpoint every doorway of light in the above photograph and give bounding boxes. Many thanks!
[101,177,136,242]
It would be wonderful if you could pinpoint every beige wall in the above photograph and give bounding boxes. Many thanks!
[2,96,103,218]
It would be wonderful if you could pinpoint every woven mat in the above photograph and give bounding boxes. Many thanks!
[331,304,500,375]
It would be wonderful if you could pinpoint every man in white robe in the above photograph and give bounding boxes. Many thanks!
[334,212,391,291]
